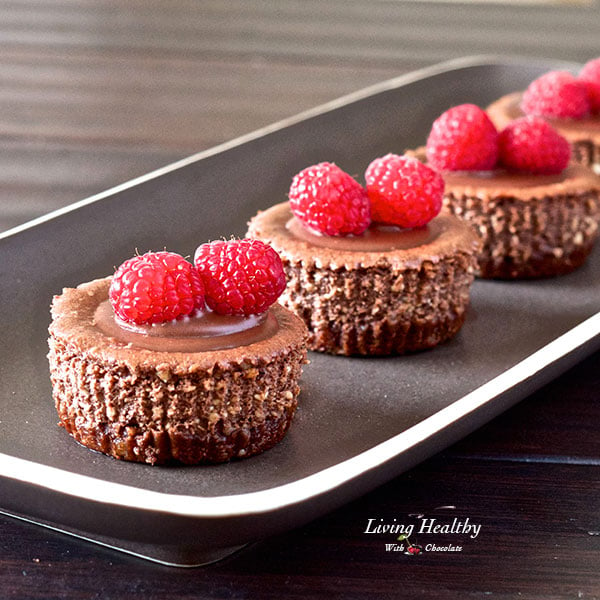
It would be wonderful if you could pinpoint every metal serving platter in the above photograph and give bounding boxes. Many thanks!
[1,56,599,567]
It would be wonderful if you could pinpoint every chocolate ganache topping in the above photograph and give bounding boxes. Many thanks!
[94,300,279,353]
[247,201,479,271]
[285,215,441,251]
[441,164,600,199]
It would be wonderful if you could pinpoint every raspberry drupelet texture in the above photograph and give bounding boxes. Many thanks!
[109,251,205,325]
[194,238,286,316]
[426,104,499,171]
[365,154,444,228]
[498,117,571,175]
[288,162,370,236]
[579,58,600,113]
[521,70,590,119]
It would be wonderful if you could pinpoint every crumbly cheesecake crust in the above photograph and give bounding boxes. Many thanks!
[247,202,480,355]
[487,92,600,170]
[48,277,308,465]
[442,165,600,278]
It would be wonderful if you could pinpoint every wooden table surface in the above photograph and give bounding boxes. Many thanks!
[1,2,599,598]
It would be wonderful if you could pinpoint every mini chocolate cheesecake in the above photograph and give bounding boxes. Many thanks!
[48,277,308,465]
[442,165,600,279]
[247,202,480,356]
[487,93,600,172]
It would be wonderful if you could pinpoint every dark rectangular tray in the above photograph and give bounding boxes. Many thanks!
[1,56,599,566]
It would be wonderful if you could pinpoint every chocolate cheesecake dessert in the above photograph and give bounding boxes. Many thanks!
[424,104,600,279]
[48,244,308,465]
[487,92,600,171]
[248,201,480,355]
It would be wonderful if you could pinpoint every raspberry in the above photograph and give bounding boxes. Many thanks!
[425,104,499,171]
[288,162,370,236]
[194,238,286,316]
[498,117,570,175]
[109,251,205,325]
[521,70,590,119]
[365,154,444,228]
[579,58,600,113]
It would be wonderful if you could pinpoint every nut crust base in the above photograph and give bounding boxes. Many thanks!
[444,190,600,279]
[278,253,476,356]
[49,343,304,465]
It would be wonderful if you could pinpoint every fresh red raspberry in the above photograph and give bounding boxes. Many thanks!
[109,251,205,325]
[521,70,590,119]
[365,154,444,228]
[194,238,286,316]
[288,162,370,236]
[579,58,600,113]
[425,104,499,171]
[498,117,570,175]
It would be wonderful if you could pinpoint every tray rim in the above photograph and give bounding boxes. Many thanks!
[0,54,578,244]
[1,54,596,520]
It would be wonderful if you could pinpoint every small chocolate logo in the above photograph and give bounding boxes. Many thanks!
[397,534,422,556]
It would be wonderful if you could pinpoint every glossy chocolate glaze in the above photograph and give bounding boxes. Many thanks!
[93,300,279,352]
[248,202,480,270]
[286,217,441,251]
[442,164,600,199]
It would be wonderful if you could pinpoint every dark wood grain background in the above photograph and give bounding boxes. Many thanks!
[1,1,599,598]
